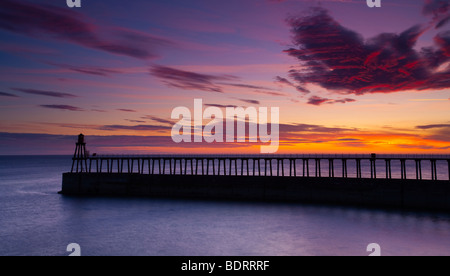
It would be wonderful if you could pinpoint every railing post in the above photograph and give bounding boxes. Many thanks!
[356,159,361,178]
[150,159,154,175]
[431,160,437,180]
[258,159,261,176]
[137,159,141,174]
[400,159,406,179]
[289,159,293,177]
[264,159,268,176]
[163,159,166,175]
[158,159,162,175]
[447,160,450,181]
[270,159,273,176]
[385,159,391,179]
[277,159,280,176]
[218,159,222,176]
[307,159,310,177]
[294,159,297,177]
[252,159,256,176]
[328,159,331,178]
[201,159,205,175]
[195,159,199,175]
[315,159,321,177]
[342,159,347,178]
[415,159,422,180]
[246,159,249,176]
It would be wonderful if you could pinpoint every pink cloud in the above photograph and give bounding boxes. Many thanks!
[0,0,170,59]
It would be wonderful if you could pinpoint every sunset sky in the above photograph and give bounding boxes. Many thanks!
[0,0,449,155]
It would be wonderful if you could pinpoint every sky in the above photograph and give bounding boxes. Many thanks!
[0,0,449,155]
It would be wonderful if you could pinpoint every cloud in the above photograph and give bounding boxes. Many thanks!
[117,109,137,113]
[279,123,355,134]
[0,92,19,97]
[337,138,361,141]
[219,83,269,90]
[12,88,78,98]
[125,119,147,123]
[141,116,175,126]
[99,124,171,132]
[149,66,275,94]
[0,132,176,155]
[423,0,450,28]
[0,0,169,59]
[416,123,450,142]
[307,95,355,106]
[150,65,236,93]
[237,99,261,105]
[307,96,330,106]
[251,90,289,97]
[39,105,84,111]
[275,76,310,94]
[204,103,239,108]
[334,98,356,104]
[416,123,450,129]
[284,7,450,97]
[91,109,108,113]
[397,144,450,150]
[48,62,123,77]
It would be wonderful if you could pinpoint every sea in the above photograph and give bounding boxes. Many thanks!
[0,155,449,256]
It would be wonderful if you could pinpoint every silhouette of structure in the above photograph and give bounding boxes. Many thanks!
[71,134,88,173]
[70,135,450,181]
[64,135,450,212]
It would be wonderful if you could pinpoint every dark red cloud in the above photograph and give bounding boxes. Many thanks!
[13,88,78,98]
[40,105,84,111]
[150,65,236,93]
[0,0,168,59]
[284,7,450,96]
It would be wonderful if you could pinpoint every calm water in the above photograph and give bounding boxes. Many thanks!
[0,156,449,256]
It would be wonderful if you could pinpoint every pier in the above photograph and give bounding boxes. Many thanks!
[72,153,450,181]
[62,135,450,212]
